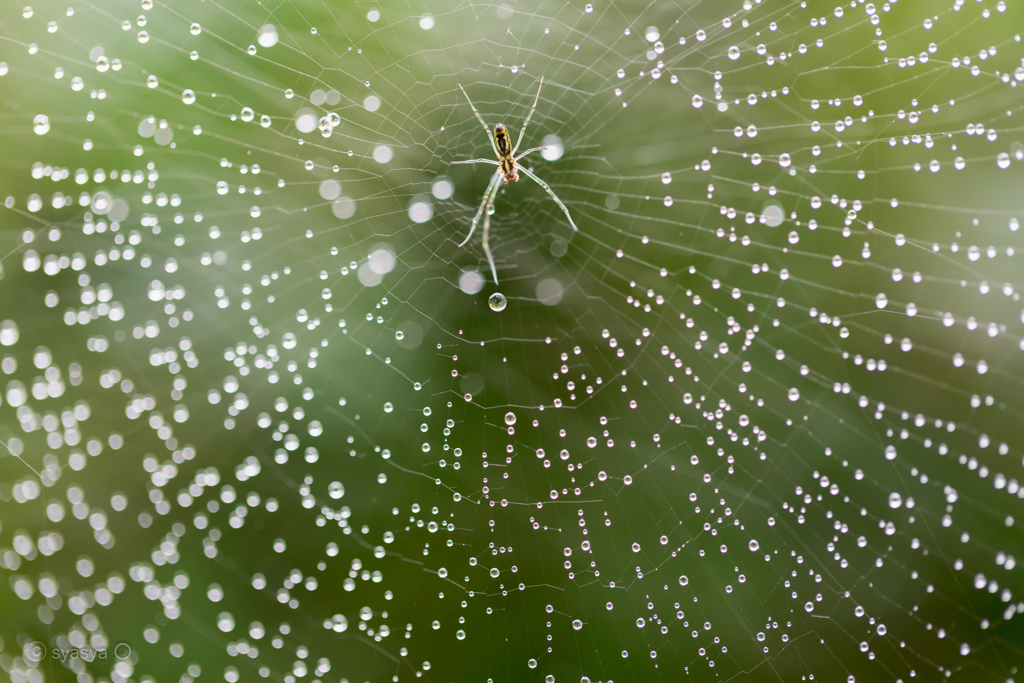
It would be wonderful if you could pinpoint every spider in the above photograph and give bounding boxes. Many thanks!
[451,77,578,284]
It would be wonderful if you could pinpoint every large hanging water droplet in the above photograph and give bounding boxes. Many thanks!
[488,292,507,311]
[182,89,196,104]
[504,411,516,425]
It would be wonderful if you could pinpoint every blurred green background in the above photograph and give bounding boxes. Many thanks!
[1,0,1023,682]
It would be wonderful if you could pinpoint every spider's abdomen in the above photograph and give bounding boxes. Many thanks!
[494,123,513,157]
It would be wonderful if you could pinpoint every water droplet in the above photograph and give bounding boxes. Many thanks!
[182,89,196,104]
[679,575,688,586]
[692,94,704,108]
[384,402,393,413]
[748,539,759,552]
[504,412,516,425]
[572,619,583,630]
[489,567,500,577]
[241,107,254,122]
[190,22,201,35]
[888,492,903,508]
[787,388,800,402]
[728,46,740,60]
[488,292,507,311]
[541,135,564,161]
[32,115,50,135]
[257,24,279,48]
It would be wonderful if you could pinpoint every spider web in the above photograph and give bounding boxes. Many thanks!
[1,0,1023,682]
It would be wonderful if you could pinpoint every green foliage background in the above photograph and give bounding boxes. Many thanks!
[1,0,1023,682]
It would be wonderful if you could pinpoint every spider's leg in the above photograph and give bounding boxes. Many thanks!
[481,178,503,284]
[459,170,502,248]
[514,146,544,161]
[458,83,500,157]
[512,76,544,155]
[450,159,501,166]
[520,167,577,231]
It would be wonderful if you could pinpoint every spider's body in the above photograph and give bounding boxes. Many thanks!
[493,124,518,182]
[451,78,578,284]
